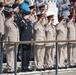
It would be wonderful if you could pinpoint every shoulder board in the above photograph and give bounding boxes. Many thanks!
[21,20,25,23]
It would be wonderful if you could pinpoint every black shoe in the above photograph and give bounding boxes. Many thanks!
[7,71,14,73]
[63,67,68,69]
[58,67,62,69]
[46,68,51,70]
[21,68,33,72]
[30,58,34,61]
[3,69,14,73]
[72,65,76,68]
[46,67,53,70]
[69,65,73,68]
[3,69,20,73]
[17,58,21,61]
[36,69,42,71]
[58,67,67,69]
[52,67,55,69]
[41,69,45,71]
[21,69,25,72]
[26,68,33,72]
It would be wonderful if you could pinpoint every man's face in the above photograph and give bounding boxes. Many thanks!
[62,19,66,24]
[32,8,36,14]
[74,1,76,7]
[14,7,19,12]
[72,17,75,22]
[40,9,45,13]
[49,18,54,24]
[51,19,54,24]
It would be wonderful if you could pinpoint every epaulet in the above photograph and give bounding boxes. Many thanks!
[45,22,48,25]
[21,20,25,23]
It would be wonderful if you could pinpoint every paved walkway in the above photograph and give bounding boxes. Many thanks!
[1,62,76,75]
[1,68,76,75]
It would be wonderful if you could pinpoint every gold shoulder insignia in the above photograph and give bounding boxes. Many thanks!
[21,20,25,23]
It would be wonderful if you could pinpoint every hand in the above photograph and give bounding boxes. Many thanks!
[60,1,63,4]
